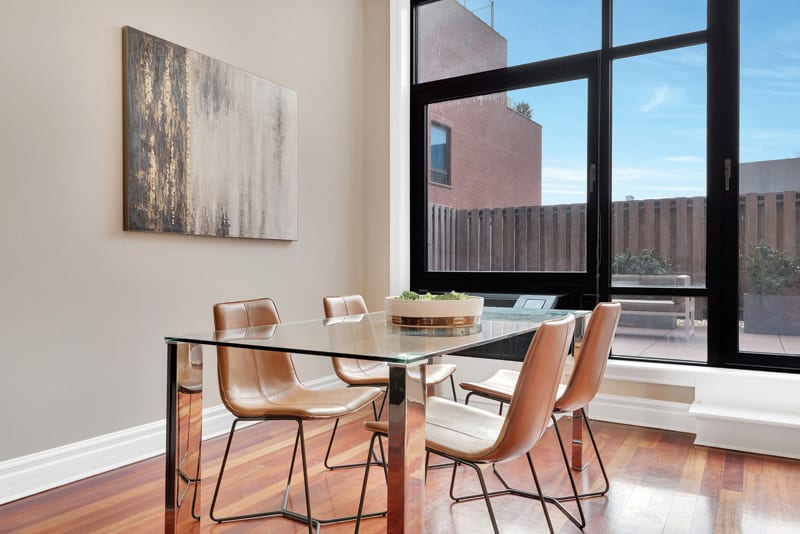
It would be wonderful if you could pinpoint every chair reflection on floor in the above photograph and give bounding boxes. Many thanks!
[176,344,202,520]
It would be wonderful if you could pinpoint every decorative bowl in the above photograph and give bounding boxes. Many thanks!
[384,295,484,328]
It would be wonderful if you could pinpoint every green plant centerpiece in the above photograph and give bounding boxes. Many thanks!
[743,242,800,335]
[385,291,483,328]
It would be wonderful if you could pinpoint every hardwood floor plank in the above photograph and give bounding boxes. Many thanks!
[714,488,743,534]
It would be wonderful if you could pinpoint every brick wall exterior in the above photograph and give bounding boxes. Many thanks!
[418,0,542,210]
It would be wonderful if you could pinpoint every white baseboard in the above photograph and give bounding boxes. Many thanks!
[0,375,341,505]
[587,393,696,434]
[690,401,800,460]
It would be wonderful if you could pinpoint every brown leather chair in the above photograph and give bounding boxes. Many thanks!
[210,297,385,531]
[459,302,622,502]
[355,315,578,534]
[322,294,458,470]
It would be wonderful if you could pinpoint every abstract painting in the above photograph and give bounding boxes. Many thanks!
[122,26,298,240]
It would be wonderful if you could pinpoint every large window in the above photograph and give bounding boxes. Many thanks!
[411,0,799,373]
[737,0,800,362]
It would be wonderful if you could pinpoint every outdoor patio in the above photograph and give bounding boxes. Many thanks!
[612,322,800,363]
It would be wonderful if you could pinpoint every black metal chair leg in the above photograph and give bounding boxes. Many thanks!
[456,425,585,528]
[579,408,611,497]
[324,391,388,470]
[211,418,385,530]
[209,419,239,523]
[550,409,610,501]
[355,433,389,534]
[463,391,505,415]
[449,375,458,402]
[468,460,501,534]
[525,453,555,534]
[546,420,587,527]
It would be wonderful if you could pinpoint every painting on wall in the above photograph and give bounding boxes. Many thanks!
[122,26,298,240]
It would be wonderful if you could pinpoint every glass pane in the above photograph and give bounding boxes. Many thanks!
[611,45,707,289]
[613,0,706,46]
[739,0,800,355]
[427,81,588,273]
[612,295,707,363]
[417,0,599,83]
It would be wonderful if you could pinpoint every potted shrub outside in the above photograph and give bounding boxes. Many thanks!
[743,242,800,335]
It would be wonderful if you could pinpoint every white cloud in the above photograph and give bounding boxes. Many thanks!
[640,84,670,112]
[640,83,685,113]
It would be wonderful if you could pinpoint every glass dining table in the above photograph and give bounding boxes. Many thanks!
[163,306,590,533]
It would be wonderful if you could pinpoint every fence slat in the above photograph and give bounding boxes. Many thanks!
[784,191,798,256]
[476,208,493,271]
[675,197,689,273]
[628,201,640,253]
[489,208,503,271]
[503,208,515,270]
[764,193,779,247]
[528,207,540,270]
[515,207,528,271]
[691,197,706,286]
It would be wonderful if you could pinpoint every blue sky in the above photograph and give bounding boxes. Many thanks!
[467,0,800,205]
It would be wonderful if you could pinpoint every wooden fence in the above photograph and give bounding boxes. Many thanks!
[429,192,800,298]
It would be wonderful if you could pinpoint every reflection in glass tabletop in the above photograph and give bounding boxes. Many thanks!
[165,307,587,365]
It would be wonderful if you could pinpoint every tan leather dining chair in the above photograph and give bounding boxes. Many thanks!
[321,294,458,470]
[459,302,622,502]
[355,314,578,534]
[210,297,385,532]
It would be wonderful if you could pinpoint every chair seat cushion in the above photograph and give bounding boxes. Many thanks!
[425,363,457,385]
[229,385,382,419]
[365,397,505,463]
[460,369,519,402]
[461,370,568,409]
[340,363,456,387]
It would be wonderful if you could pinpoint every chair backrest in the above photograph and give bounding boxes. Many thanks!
[212,298,301,417]
[323,294,369,318]
[322,295,388,383]
[554,302,621,413]
[490,314,575,463]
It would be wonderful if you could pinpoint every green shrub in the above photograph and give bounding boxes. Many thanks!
[744,242,800,294]
[612,248,672,275]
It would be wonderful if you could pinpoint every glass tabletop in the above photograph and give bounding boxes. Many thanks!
[165,307,587,365]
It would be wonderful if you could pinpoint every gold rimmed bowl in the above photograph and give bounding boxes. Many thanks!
[384,295,484,328]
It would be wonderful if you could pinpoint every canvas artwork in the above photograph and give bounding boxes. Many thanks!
[122,26,298,240]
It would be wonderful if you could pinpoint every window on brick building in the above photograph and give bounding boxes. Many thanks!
[430,123,450,185]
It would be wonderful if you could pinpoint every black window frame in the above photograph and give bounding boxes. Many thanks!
[409,0,799,374]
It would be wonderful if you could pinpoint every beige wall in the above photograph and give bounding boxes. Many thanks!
[0,0,391,461]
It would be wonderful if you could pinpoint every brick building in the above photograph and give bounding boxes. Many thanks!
[419,0,542,210]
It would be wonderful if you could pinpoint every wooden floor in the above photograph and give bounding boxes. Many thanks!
[2,409,800,534]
